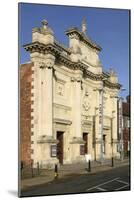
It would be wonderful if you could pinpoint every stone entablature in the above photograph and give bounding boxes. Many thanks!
[24,42,121,89]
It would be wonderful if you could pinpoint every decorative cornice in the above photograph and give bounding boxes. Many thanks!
[82,120,92,126]
[104,80,121,89]
[103,126,110,130]
[24,42,60,56]
[65,27,102,51]
[70,137,85,144]
[24,41,121,89]
[53,103,71,111]
[54,118,72,125]
[37,136,57,144]
[54,40,71,55]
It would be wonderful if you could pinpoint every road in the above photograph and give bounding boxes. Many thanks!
[21,165,130,197]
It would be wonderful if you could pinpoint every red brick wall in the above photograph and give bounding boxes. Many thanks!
[20,62,33,166]
[123,128,130,152]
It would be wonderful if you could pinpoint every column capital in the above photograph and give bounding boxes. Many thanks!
[39,59,55,69]
[71,76,82,82]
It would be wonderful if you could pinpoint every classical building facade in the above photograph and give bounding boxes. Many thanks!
[21,19,121,168]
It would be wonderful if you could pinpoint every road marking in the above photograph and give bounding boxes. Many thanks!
[115,184,129,191]
[87,177,120,191]
[97,187,107,191]
[115,179,129,185]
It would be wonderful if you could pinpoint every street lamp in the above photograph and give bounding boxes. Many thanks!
[94,78,107,164]
[118,88,126,161]
[99,78,108,164]
[111,111,115,167]
[99,87,104,164]
[110,87,125,161]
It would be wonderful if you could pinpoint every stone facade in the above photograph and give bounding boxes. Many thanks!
[21,19,121,168]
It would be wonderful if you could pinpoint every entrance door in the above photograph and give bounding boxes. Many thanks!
[83,133,88,154]
[57,132,64,164]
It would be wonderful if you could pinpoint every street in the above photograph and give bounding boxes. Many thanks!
[21,164,130,197]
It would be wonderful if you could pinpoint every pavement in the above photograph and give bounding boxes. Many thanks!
[20,158,129,190]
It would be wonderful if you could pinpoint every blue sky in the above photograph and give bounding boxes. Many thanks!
[19,3,130,98]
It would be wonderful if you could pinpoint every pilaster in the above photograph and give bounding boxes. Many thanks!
[38,54,55,141]
[71,71,83,139]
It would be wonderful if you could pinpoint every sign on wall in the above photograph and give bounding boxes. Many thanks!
[51,145,57,157]
[80,144,85,155]
[118,98,123,138]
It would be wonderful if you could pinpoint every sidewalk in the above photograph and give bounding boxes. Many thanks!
[21,158,129,190]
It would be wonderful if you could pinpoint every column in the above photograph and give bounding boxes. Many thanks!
[43,66,53,137]
[71,75,82,138]
[38,54,55,139]
[71,72,83,162]
[35,54,57,167]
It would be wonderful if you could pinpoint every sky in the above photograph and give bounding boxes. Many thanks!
[19,3,130,99]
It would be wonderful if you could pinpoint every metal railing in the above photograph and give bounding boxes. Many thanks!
[21,161,40,179]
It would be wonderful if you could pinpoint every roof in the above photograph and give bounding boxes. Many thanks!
[65,27,102,51]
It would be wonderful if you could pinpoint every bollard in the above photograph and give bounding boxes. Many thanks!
[21,161,23,170]
[111,157,114,167]
[88,160,91,172]
[54,164,58,179]
[37,162,40,175]
[31,161,34,178]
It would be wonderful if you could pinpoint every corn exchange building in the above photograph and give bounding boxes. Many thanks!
[20,19,121,168]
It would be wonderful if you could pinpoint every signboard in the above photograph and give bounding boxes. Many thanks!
[98,90,103,138]
[99,103,103,124]
[85,154,91,162]
[51,145,57,157]
[80,145,85,155]
[118,99,123,137]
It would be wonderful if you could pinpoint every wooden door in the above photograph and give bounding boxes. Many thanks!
[83,133,88,154]
[57,132,64,164]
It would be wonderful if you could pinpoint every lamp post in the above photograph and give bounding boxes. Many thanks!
[118,88,126,161]
[118,97,124,161]
[111,111,115,167]
[110,93,118,165]
[93,107,98,161]
[99,88,104,164]
[98,78,107,164]
[94,78,107,164]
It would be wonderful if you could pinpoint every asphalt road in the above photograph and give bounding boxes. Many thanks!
[21,165,130,197]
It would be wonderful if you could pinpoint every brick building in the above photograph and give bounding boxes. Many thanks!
[20,62,33,166]
[122,95,130,157]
